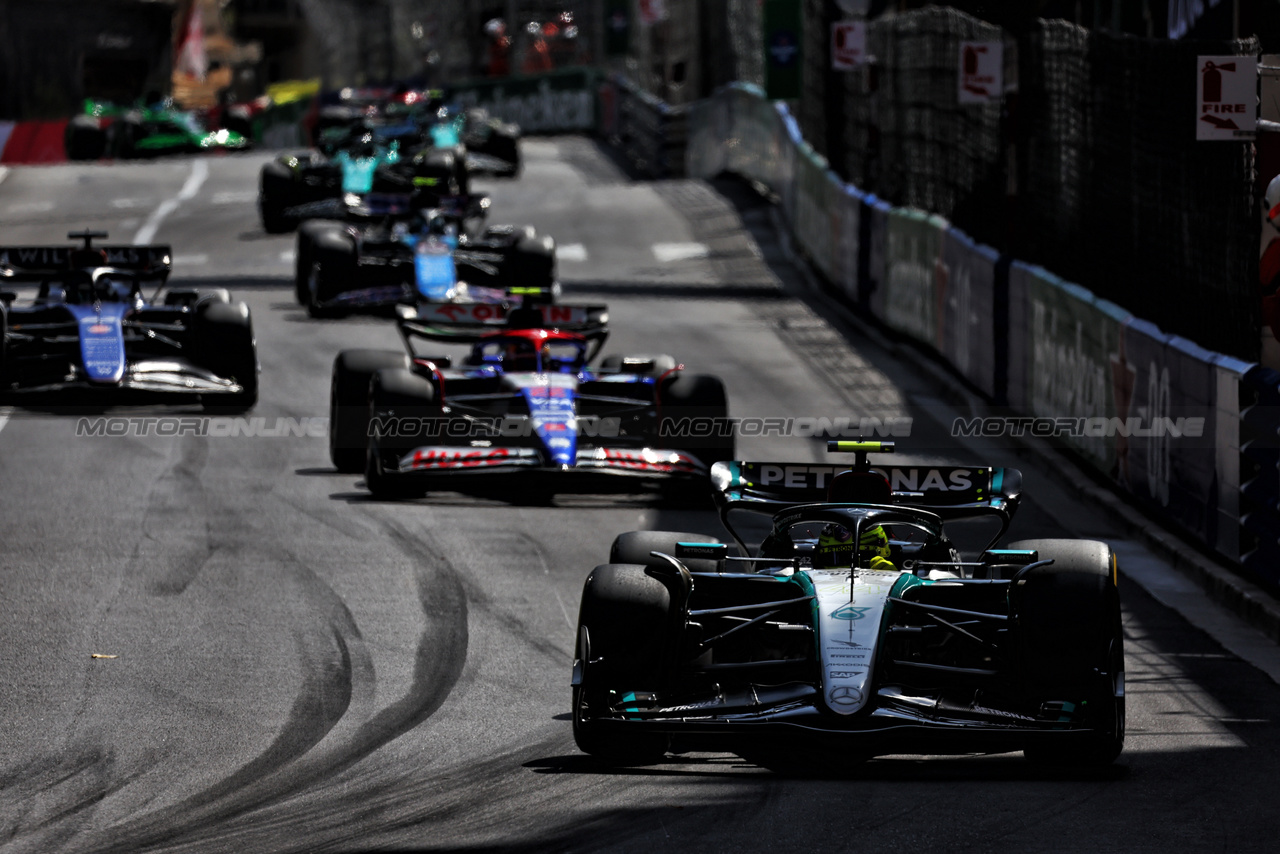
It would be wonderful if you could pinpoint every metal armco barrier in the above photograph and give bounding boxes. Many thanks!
[939,229,1000,401]
[606,75,688,178]
[1239,366,1280,587]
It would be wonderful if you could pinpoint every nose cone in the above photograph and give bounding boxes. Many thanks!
[521,384,577,466]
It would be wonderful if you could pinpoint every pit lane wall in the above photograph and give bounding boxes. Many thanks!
[685,82,1276,587]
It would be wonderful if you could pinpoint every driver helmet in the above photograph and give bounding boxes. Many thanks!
[1267,174,1280,230]
[504,339,540,371]
[97,274,134,301]
[813,523,891,569]
[69,248,108,270]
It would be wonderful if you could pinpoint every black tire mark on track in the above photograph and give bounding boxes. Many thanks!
[92,514,469,853]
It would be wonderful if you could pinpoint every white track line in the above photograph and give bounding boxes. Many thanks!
[0,407,11,437]
[0,166,9,186]
[6,200,52,214]
[134,159,208,244]
[652,241,708,262]
[556,243,588,262]
[212,190,256,204]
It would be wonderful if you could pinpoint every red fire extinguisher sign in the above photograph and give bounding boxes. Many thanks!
[1197,54,1257,141]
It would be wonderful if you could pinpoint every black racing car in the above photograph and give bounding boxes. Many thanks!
[0,231,257,410]
[571,441,1124,771]
[258,128,469,234]
[294,197,555,317]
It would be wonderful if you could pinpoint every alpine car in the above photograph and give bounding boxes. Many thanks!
[327,302,733,502]
[295,200,556,317]
[0,231,258,410]
[571,441,1125,771]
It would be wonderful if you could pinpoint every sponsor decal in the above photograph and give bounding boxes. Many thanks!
[408,447,524,469]
[829,605,871,621]
[971,705,1036,722]
[827,686,862,708]
[580,448,700,472]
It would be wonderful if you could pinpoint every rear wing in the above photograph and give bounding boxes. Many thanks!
[0,245,172,282]
[396,300,609,347]
[710,460,1022,514]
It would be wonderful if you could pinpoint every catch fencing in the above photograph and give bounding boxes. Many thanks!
[689,5,1260,362]
[685,81,1278,592]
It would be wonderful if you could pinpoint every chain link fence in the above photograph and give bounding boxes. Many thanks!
[693,4,1259,360]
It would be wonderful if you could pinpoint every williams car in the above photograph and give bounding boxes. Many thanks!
[0,231,257,410]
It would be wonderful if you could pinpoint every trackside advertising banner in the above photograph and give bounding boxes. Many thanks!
[1117,319,1217,543]
[938,228,999,399]
[1212,354,1251,561]
[450,68,597,132]
[863,195,892,308]
[787,141,839,284]
[833,182,864,303]
[877,208,948,344]
[1007,262,1130,471]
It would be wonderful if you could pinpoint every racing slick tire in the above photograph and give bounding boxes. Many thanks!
[330,349,410,473]
[572,563,672,764]
[65,116,107,161]
[609,531,724,574]
[294,220,334,305]
[1007,539,1124,769]
[162,287,230,308]
[483,224,537,244]
[484,127,520,177]
[657,373,733,506]
[110,117,143,159]
[192,300,258,413]
[598,354,678,377]
[306,228,356,318]
[500,234,557,297]
[364,367,436,499]
[0,302,7,380]
[260,160,298,234]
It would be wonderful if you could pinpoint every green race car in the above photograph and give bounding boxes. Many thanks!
[65,99,250,160]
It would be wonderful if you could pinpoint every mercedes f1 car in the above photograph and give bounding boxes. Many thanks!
[0,231,258,410]
[327,301,733,502]
[571,441,1124,771]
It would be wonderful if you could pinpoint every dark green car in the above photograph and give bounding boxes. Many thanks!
[65,100,250,160]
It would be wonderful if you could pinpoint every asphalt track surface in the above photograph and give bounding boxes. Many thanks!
[0,140,1279,853]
